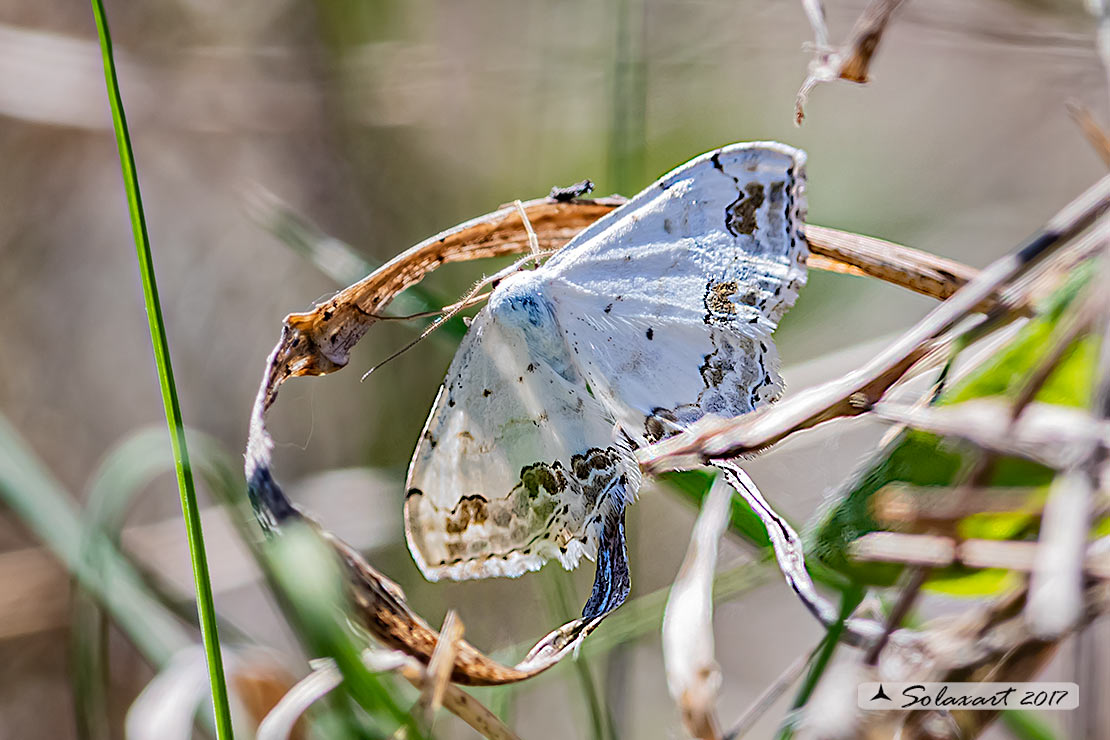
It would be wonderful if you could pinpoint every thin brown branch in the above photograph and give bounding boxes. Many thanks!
[260,201,983,412]
[873,484,1044,529]
[725,648,813,740]
[864,566,928,665]
[838,0,908,83]
[415,611,464,731]
[865,450,1000,665]
[849,532,1110,578]
[805,224,983,305]
[1068,100,1110,169]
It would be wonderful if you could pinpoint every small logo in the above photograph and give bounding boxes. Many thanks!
[870,684,892,702]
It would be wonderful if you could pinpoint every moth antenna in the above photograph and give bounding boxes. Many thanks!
[360,293,488,380]
[371,291,492,322]
[361,248,556,381]
[371,308,447,321]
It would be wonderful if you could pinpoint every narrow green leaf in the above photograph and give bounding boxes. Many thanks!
[0,415,189,664]
[542,571,615,740]
[264,523,417,736]
[1002,709,1060,740]
[661,470,772,548]
[87,2,233,736]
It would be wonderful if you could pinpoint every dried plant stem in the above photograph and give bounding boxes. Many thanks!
[863,566,927,665]
[416,611,464,731]
[795,0,908,123]
[872,484,1045,528]
[865,452,996,664]
[88,2,232,736]
[804,225,983,305]
[726,647,813,740]
[837,0,908,83]
[1068,100,1110,169]
[850,533,1110,577]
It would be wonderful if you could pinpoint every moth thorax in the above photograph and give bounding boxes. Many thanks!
[488,271,556,332]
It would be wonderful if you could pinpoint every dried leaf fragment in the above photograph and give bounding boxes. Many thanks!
[662,476,731,740]
[795,0,908,124]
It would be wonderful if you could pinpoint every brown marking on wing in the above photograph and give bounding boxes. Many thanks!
[704,280,739,317]
[724,182,765,237]
[445,495,489,534]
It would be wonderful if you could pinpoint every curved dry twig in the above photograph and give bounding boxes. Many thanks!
[796,0,909,124]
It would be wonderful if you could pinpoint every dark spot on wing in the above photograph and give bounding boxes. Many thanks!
[519,462,568,499]
[445,494,489,534]
[703,280,739,323]
[423,430,438,449]
[724,182,765,236]
[700,351,726,387]
[644,407,677,443]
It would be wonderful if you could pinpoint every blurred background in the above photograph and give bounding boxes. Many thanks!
[1,0,1108,737]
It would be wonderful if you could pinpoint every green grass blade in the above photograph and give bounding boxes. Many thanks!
[0,415,190,664]
[87,3,233,737]
[72,427,257,740]
[1002,710,1060,740]
[265,523,418,735]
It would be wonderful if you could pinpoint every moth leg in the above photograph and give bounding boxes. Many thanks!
[519,490,631,671]
[711,460,882,646]
[582,501,631,620]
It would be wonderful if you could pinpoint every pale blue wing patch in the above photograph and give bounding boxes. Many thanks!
[541,142,807,444]
[554,304,783,446]
[404,276,640,582]
[542,142,807,332]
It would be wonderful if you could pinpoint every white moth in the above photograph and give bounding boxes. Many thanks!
[404,142,807,619]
